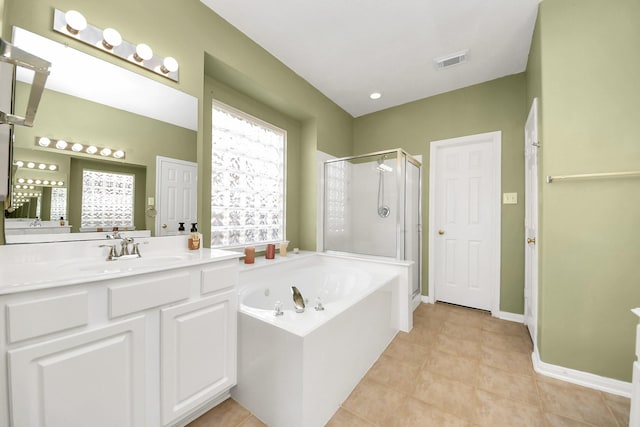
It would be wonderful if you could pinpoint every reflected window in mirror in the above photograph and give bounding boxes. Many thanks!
[50,187,67,221]
[211,101,286,248]
[81,170,134,231]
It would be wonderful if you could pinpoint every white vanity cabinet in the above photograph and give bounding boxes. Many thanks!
[8,316,146,427]
[161,289,236,425]
[0,256,239,427]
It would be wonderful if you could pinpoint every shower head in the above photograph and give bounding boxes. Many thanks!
[376,162,393,173]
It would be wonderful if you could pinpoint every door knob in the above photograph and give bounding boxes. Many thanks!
[162,224,168,229]
[527,237,536,244]
[438,229,445,235]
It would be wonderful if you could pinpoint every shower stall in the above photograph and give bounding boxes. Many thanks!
[323,148,422,298]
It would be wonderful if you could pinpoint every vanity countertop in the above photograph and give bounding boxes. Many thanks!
[0,236,241,296]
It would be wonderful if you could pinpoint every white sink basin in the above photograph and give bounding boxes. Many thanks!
[67,254,197,274]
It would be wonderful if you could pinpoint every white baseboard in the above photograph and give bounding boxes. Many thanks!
[494,311,524,323]
[532,349,632,398]
[420,295,434,304]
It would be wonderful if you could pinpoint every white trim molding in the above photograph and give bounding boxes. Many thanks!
[495,311,524,323]
[421,295,434,304]
[532,349,632,398]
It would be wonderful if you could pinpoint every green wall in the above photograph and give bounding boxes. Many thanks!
[532,0,640,382]
[353,74,527,314]
[2,0,353,248]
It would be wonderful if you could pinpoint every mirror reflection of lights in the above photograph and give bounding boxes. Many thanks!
[34,137,125,160]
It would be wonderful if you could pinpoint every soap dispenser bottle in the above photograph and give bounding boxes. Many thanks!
[178,222,185,235]
[188,223,200,250]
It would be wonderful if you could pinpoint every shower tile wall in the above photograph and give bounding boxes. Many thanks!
[350,159,397,257]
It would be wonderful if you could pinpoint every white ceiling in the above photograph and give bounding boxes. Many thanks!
[201,0,540,117]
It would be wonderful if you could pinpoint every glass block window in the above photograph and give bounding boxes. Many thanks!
[50,187,67,221]
[324,161,348,234]
[211,101,286,248]
[81,170,134,229]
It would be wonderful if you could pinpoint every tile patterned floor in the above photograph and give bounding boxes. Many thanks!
[190,302,630,427]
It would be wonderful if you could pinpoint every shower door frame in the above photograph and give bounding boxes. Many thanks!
[322,148,422,296]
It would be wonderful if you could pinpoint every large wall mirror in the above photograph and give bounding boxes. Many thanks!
[5,28,198,243]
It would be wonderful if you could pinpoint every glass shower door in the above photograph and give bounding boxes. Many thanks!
[324,153,398,258]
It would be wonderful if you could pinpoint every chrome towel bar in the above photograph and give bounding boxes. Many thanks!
[546,171,640,184]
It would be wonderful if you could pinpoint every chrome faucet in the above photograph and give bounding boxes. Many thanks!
[99,236,141,261]
[291,286,305,313]
[106,231,123,240]
[29,217,41,227]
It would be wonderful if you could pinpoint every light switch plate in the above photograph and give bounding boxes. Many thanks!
[503,192,518,204]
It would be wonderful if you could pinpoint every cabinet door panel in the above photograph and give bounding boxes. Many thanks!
[161,290,237,425]
[8,316,145,427]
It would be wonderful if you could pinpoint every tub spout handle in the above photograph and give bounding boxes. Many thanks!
[274,301,284,317]
[291,286,305,313]
[315,297,325,311]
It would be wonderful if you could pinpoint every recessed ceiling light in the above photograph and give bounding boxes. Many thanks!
[369,92,382,100]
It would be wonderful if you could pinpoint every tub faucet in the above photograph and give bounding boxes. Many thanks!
[291,286,305,313]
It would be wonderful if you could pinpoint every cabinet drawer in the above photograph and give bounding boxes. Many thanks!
[7,291,89,343]
[109,272,190,318]
[201,263,237,294]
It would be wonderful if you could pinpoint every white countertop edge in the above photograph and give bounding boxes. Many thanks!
[0,249,241,296]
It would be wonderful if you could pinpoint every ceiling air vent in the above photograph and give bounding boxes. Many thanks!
[434,50,468,70]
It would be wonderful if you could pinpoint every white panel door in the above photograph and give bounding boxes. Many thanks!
[430,132,501,312]
[161,290,237,425]
[524,98,539,345]
[156,156,197,236]
[8,316,146,427]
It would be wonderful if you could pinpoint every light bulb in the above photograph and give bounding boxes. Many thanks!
[38,137,51,147]
[57,181,64,186]
[27,162,35,168]
[64,10,87,35]
[35,180,42,185]
[113,150,125,159]
[15,160,24,167]
[38,163,46,170]
[100,148,112,156]
[29,186,34,189]
[17,178,25,183]
[26,179,33,184]
[71,143,84,152]
[134,43,153,62]
[56,140,68,150]
[369,92,382,100]
[102,28,122,50]
[43,180,50,185]
[161,57,179,74]
[86,146,98,154]
[49,165,57,171]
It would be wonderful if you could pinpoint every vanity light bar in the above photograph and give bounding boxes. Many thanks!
[13,160,58,171]
[35,136,125,160]
[16,178,65,187]
[52,9,179,82]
